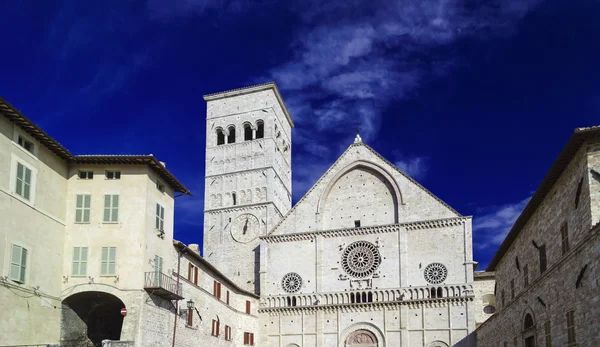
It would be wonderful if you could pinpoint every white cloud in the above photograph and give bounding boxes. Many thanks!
[394,156,429,180]
[473,196,531,250]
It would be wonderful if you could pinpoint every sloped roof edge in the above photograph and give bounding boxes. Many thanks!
[487,126,600,270]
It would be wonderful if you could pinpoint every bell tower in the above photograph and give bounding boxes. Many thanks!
[202,82,293,293]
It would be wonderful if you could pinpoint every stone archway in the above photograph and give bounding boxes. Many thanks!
[345,329,378,347]
[61,291,126,346]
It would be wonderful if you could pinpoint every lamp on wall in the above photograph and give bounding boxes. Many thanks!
[187,299,195,310]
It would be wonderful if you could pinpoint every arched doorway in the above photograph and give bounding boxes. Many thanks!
[345,329,378,347]
[61,291,126,345]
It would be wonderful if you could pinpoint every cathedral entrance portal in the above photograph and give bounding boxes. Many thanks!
[345,329,378,347]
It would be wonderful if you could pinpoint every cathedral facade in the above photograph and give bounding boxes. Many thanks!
[202,83,487,347]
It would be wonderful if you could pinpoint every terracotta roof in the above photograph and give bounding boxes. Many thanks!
[172,240,260,299]
[486,126,600,270]
[0,96,73,160]
[203,82,294,128]
[0,96,191,195]
[74,155,191,195]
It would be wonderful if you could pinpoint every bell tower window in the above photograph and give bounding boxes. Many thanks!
[256,120,264,139]
[227,126,236,143]
[232,192,237,206]
[216,128,225,145]
[244,124,253,141]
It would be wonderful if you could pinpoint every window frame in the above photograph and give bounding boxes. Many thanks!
[10,156,36,204]
[14,161,33,201]
[187,263,198,285]
[156,180,165,193]
[103,194,120,223]
[105,170,121,180]
[9,244,28,284]
[100,246,117,276]
[246,300,251,314]
[72,247,89,277]
[225,325,232,341]
[211,319,220,337]
[213,280,222,299]
[544,320,551,347]
[78,170,94,180]
[566,310,576,344]
[13,131,37,157]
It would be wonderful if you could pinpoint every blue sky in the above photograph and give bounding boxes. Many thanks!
[1,0,598,269]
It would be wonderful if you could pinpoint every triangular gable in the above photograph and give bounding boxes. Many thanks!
[268,140,461,236]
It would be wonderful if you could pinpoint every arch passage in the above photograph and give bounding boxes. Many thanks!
[61,291,126,345]
[322,166,399,230]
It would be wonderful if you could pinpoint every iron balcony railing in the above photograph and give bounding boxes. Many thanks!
[143,271,183,300]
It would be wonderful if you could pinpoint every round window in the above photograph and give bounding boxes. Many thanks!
[341,241,382,278]
[423,263,448,284]
[483,305,496,314]
[281,272,303,293]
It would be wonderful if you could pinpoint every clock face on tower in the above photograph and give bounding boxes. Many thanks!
[231,213,260,243]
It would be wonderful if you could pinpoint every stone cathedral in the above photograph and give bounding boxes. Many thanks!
[202,83,486,347]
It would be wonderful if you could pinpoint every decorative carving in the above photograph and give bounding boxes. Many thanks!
[424,263,448,284]
[341,241,381,278]
[282,272,302,293]
[346,329,377,345]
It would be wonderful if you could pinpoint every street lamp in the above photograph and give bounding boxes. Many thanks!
[187,299,195,310]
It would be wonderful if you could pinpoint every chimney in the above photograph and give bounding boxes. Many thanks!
[159,161,166,168]
[188,244,200,255]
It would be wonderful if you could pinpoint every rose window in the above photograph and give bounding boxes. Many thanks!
[424,263,448,284]
[341,241,381,278]
[282,272,302,293]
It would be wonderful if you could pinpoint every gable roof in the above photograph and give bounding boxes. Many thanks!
[267,139,461,236]
[0,96,191,195]
[486,126,600,270]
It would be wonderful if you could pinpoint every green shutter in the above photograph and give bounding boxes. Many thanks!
[10,245,22,282]
[23,167,31,200]
[108,247,116,275]
[155,204,160,229]
[101,247,108,275]
[112,195,119,222]
[19,248,27,282]
[160,206,165,231]
[103,195,111,221]
[72,247,80,275]
[80,247,88,275]
[16,164,24,198]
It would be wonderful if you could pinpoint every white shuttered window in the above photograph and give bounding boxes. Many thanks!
[156,204,165,231]
[72,247,88,276]
[15,163,32,200]
[10,245,28,283]
[101,247,117,276]
[103,195,119,222]
[75,195,91,223]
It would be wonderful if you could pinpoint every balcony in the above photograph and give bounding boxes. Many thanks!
[144,271,183,300]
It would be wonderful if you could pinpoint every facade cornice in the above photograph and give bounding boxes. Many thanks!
[205,201,284,219]
[261,217,470,243]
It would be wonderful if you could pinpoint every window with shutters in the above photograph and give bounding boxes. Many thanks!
[188,263,198,285]
[213,281,222,299]
[211,319,220,337]
[544,320,551,347]
[105,170,121,180]
[226,291,230,305]
[560,222,570,255]
[100,247,117,276]
[157,181,165,193]
[243,332,254,345]
[15,162,33,200]
[72,247,88,276]
[156,204,165,231]
[78,170,94,179]
[75,194,91,223]
[187,307,193,326]
[566,310,576,343]
[154,255,163,286]
[225,325,232,341]
[523,264,529,287]
[103,195,119,222]
[246,300,251,314]
[10,244,28,283]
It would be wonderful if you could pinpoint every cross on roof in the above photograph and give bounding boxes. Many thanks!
[353,120,362,134]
